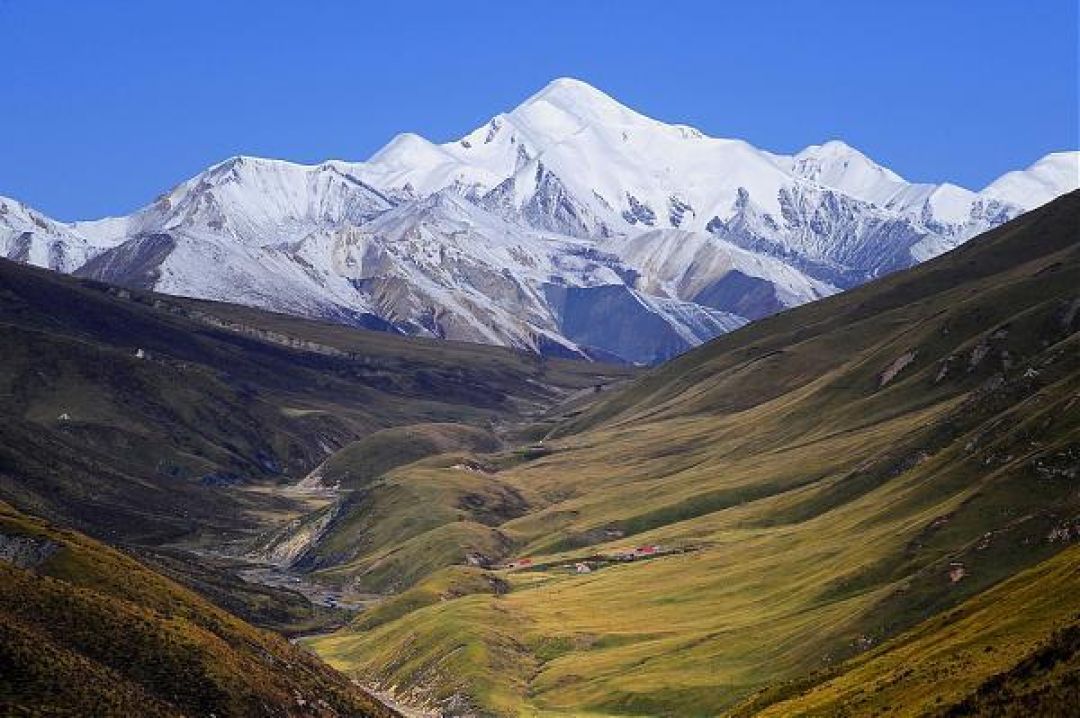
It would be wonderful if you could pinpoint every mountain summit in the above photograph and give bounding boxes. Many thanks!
[2,79,1077,362]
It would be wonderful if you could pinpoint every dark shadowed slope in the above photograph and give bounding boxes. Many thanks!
[0,258,632,546]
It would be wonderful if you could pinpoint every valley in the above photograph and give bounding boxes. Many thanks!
[2,186,1078,715]
[0,255,633,715]
[3,5,1077,716]
[280,192,1080,715]
[2,185,1078,717]
[3,191,1079,716]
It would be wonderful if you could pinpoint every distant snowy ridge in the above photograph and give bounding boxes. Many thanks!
[3,78,1077,363]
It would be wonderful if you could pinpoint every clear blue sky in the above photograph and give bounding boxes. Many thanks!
[2,0,1076,221]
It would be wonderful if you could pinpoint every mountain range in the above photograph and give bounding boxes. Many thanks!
[2,78,1076,363]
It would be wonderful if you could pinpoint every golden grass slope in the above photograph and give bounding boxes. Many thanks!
[738,544,1080,717]
[306,193,1080,716]
[0,501,397,718]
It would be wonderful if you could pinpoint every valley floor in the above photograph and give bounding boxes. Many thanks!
[276,193,1080,716]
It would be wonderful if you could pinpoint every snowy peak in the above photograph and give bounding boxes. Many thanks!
[0,195,117,273]
[793,140,903,180]
[0,195,53,233]
[510,77,655,139]
[353,79,1077,250]
[514,77,707,143]
[523,77,621,108]
[133,155,395,245]
[790,140,907,204]
[366,133,454,179]
[982,151,1080,209]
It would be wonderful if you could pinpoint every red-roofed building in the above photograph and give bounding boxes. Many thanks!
[504,558,533,570]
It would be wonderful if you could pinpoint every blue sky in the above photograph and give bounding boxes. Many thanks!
[1,0,1076,220]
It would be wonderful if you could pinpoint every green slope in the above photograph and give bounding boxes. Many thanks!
[306,192,1080,716]
[736,544,1080,717]
[312,423,503,491]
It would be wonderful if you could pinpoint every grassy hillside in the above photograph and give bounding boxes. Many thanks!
[734,544,1080,717]
[0,501,397,718]
[311,423,503,490]
[258,450,533,592]
[0,257,630,547]
[305,192,1080,716]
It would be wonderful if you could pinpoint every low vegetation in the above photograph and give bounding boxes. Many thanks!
[310,423,502,490]
[305,192,1080,715]
[0,258,631,546]
[737,544,1080,716]
[0,501,397,717]
[3,192,1078,715]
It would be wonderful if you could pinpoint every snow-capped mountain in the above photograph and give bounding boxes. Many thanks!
[3,78,1077,363]
[0,196,116,273]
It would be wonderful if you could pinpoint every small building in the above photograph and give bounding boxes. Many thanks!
[609,547,636,561]
[608,545,662,561]
[575,562,592,574]
[465,552,491,567]
[504,558,533,570]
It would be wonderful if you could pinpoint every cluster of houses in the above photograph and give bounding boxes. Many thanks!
[610,544,661,561]
[501,544,664,573]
